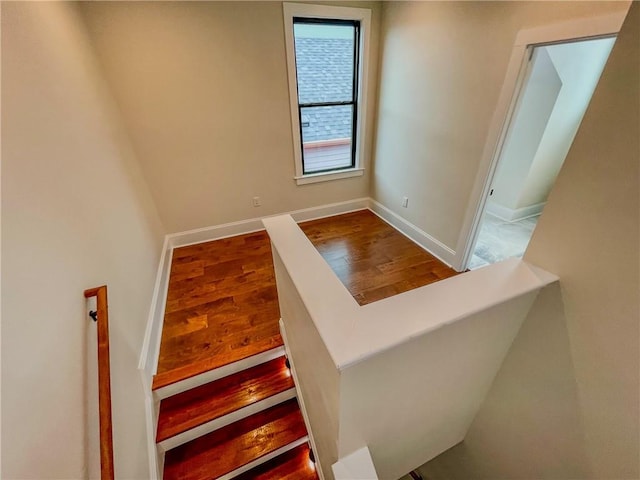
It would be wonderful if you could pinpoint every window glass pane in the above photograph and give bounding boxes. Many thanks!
[301,105,353,173]
[294,22,355,104]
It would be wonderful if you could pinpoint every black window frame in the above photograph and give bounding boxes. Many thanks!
[292,17,361,175]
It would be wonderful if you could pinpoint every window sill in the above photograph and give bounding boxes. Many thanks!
[294,168,364,185]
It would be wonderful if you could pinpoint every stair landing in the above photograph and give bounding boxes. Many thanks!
[299,210,459,305]
[154,212,459,389]
[153,231,282,389]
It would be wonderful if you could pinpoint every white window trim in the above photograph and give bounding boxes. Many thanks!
[283,2,371,185]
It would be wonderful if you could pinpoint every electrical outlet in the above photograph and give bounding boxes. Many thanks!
[252,196,261,207]
[402,196,409,208]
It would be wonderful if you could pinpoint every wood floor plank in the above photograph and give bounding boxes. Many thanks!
[163,398,307,480]
[157,356,294,442]
[299,210,459,306]
[161,314,209,340]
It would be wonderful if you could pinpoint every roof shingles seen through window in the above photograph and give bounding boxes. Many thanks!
[294,36,355,142]
[295,37,353,104]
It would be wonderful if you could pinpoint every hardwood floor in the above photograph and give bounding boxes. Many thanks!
[154,231,282,390]
[155,210,459,389]
[299,210,459,305]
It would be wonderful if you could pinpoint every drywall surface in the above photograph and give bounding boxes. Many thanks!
[339,292,539,480]
[274,251,341,480]
[490,47,562,210]
[372,1,630,250]
[79,1,381,233]
[422,3,639,478]
[1,2,164,478]
[517,37,614,208]
[490,37,613,215]
[421,283,593,479]
[332,446,379,480]
[265,215,557,479]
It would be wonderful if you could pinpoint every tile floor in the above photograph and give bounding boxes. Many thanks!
[469,213,540,270]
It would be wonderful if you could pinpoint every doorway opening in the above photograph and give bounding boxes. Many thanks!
[469,36,615,269]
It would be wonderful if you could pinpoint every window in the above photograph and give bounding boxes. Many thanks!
[283,3,371,185]
[294,19,359,174]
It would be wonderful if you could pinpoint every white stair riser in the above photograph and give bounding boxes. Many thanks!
[153,346,285,400]
[158,388,297,451]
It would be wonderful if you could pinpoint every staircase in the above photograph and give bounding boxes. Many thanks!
[155,353,318,479]
[149,231,319,479]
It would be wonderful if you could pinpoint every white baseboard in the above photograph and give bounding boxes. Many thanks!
[168,198,370,249]
[138,237,173,381]
[486,201,545,222]
[290,197,369,224]
[142,370,161,480]
[368,199,456,268]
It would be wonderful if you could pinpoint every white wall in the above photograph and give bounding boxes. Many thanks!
[517,37,614,208]
[490,47,562,210]
[79,1,381,234]
[372,1,630,251]
[2,2,165,478]
[422,3,639,478]
[489,37,614,216]
[265,215,557,480]
[338,291,540,480]
[274,250,341,480]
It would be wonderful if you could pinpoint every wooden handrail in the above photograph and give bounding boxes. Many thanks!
[84,285,115,480]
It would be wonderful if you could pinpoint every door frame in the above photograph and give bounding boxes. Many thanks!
[454,11,627,271]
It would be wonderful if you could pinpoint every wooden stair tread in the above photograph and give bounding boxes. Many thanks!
[152,336,284,391]
[234,444,319,480]
[163,398,307,480]
[157,356,294,442]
